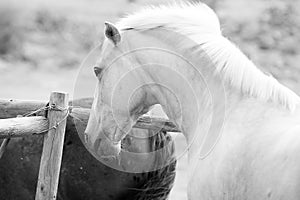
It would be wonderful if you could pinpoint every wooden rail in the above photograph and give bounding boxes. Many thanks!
[0,99,180,140]
[0,116,48,138]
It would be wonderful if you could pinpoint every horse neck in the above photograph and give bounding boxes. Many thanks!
[140,61,230,145]
[127,29,299,153]
[140,63,297,160]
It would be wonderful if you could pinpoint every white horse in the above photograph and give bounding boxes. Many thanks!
[85,3,300,199]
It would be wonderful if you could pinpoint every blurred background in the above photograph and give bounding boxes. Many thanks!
[0,0,299,199]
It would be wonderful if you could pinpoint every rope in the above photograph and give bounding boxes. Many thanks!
[22,105,51,117]
[33,104,70,134]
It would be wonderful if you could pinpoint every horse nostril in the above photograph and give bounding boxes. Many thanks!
[83,133,89,144]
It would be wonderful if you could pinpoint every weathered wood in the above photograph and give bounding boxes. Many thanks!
[35,92,69,200]
[0,106,180,140]
[0,116,48,139]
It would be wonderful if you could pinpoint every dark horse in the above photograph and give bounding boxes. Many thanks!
[0,98,176,200]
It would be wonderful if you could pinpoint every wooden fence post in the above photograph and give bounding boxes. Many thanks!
[35,92,69,200]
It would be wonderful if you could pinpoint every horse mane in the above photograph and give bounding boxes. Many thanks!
[117,2,300,111]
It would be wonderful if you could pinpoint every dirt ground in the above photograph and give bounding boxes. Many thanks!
[0,0,300,199]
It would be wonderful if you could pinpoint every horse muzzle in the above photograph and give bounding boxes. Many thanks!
[98,137,121,158]
[84,132,121,159]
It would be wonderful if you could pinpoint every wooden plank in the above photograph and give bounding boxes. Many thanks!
[0,116,48,139]
[0,108,180,140]
[35,92,69,200]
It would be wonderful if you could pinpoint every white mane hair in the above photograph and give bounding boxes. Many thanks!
[117,2,300,111]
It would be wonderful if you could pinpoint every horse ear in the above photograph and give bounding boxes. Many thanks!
[104,22,121,46]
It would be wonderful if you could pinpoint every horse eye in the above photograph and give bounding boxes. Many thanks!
[94,66,103,77]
